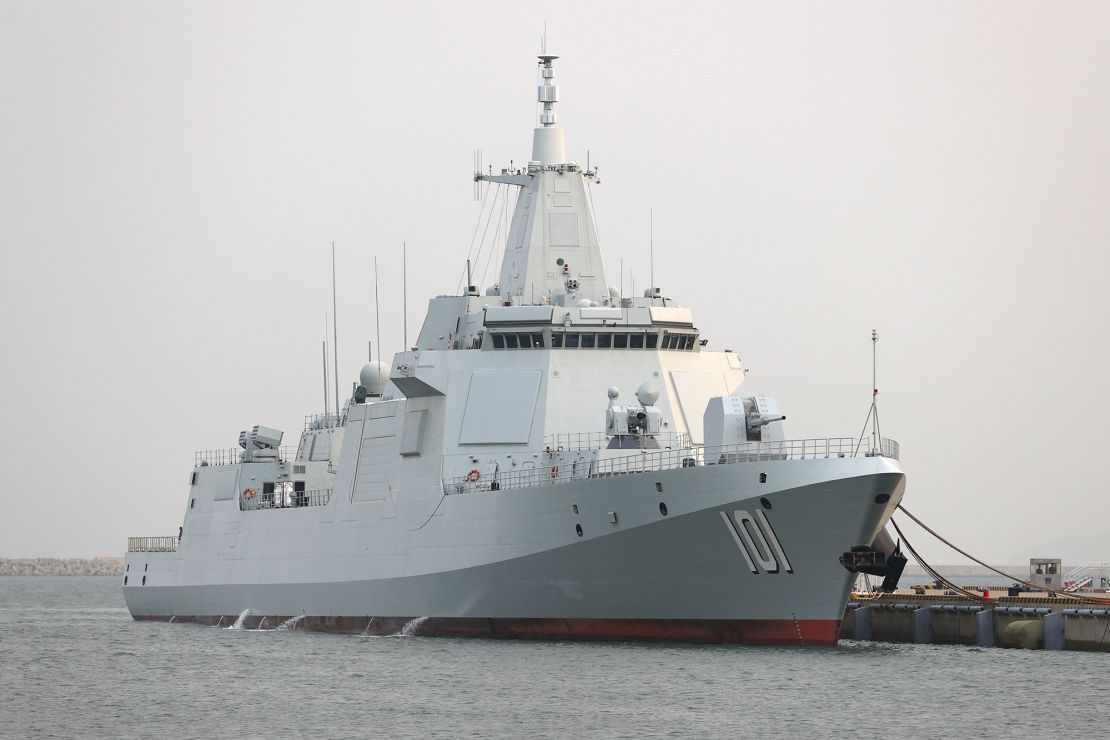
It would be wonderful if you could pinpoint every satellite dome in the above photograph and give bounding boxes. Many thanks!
[359,361,389,396]
[635,383,659,406]
[607,386,620,399]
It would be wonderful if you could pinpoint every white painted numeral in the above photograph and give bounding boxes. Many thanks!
[721,509,794,574]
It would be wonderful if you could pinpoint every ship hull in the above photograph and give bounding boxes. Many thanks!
[124,458,904,645]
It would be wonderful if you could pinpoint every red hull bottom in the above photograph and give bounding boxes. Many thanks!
[133,614,841,645]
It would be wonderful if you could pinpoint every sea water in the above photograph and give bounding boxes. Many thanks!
[1,576,1105,739]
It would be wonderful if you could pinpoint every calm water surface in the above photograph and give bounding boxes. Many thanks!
[1,577,1105,739]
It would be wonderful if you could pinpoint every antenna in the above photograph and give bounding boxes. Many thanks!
[402,241,408,350]
[374,256,381,365]
[332,242,340,422]
[649,207,655,302]
[871,329,883,449]
[854,329,884,456]
[473,149,482,201]
[466,259,473,292]
[321,335,329,418]
[368,340,372,362]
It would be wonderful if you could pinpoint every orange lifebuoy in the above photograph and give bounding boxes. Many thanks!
[466,469,481,482]
[550,466,559,479]
[242,487,256,500]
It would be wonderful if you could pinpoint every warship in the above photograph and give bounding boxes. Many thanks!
[124,54,906,644]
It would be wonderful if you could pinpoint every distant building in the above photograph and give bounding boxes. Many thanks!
[1029,558,1062,589]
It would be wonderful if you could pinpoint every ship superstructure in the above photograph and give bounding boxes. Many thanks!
[123,54,906,644]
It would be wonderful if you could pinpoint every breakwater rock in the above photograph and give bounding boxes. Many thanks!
[0,557,125,576]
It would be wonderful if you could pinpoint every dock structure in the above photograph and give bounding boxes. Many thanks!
[842,590,1110,652]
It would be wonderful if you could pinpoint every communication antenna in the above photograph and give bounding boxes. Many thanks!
[403,241,408,350]
[649,207,655,301]
[854,329,884,455]
[473,149,482,201]
[374,256,381,365]
[368,340,372,362]
[331,242,340,422]
[871,329,883,447]
[321,334,329,418]
[466,258,473,292]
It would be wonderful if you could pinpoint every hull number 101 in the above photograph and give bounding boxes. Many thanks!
[720,509,794,574]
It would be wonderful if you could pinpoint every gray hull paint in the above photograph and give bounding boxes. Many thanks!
[124,461,904,624]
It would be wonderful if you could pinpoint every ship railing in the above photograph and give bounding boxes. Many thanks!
[240,488,333,511]
[127,536,178,552]
[543,431,693,451]
[304,410,347,430]
[194,447,297,467]
[443,436,900,494]
[1063,561,1110,592]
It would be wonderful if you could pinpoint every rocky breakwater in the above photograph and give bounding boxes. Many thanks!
[0,557,125,576]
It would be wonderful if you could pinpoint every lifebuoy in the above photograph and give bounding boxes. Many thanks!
[550,466,559,479]
[466,469,481,482]
[242,487,256,500]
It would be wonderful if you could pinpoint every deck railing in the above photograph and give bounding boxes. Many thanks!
[240,488,333,511]
[194,447,296,467]
[128,537,178,552]
[444,436,900,494]
[543,431,693,451]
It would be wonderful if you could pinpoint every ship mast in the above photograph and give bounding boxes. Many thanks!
[474,55,610,307]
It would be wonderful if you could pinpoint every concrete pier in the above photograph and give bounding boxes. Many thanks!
[842,591,1110,652]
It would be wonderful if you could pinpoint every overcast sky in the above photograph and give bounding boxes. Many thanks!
[2,1,1107,564]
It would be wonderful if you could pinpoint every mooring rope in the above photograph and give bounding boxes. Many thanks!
[896,504,1110,605]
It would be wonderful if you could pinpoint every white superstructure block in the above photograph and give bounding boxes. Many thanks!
[532,127,566,165]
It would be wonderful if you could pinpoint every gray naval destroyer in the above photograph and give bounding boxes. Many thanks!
[124,54,906,644]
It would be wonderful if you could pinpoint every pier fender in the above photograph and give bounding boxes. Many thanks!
[998,619,1043,650]
[975,609,995,648]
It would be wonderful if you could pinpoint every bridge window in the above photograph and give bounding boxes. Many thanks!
[505,334,519,349]
[581,333,596,348]
[565,333,580,348]
[597,333,612,348]
[551,333,563,348]
[613,334,628,349]
[492,334,505,349]
[629,334,644,349]
[646,333,658,349]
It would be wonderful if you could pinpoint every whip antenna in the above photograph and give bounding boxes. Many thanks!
[403,241,408,350]
[332,242,340,422]
[374,255,381,365]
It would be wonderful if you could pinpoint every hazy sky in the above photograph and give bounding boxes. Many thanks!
[2,2,1107,564]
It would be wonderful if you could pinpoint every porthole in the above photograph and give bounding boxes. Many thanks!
[556,258,565,266]
[141,576,146,585]
[575,524,583,537]
[760,497,772,510]
[125,564,129,572]
[655,482,663,493]
[144,563,148,572]
[572,504,579,515]
[759,473,767,483]
[123,576,128,585]
[659,502,668,516]
[190,498,195,509]
[875,493,891,504]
